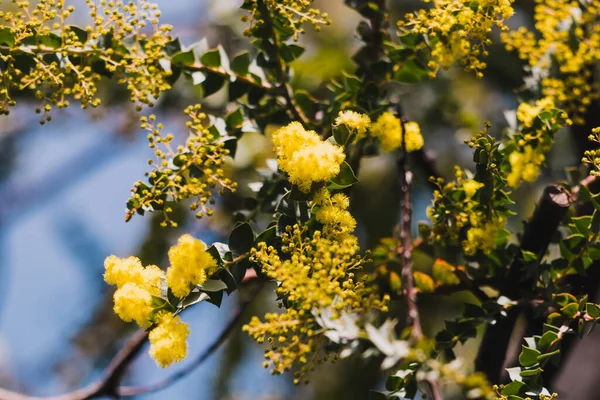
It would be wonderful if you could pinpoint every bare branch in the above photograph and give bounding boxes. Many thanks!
[475,185,574,383]
[117,282,262,397]
[395,112,443,400]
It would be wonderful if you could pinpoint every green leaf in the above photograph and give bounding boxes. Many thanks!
[205,289,224,307]
[207,242,232,264]
[521,250,538,263]
[180,291,210,309]
[37,33,62,49]
[518,345,541,368]
[385,375,403,391]
[280,43,305,62]
[572,216,592,235]
[328,161,358,190]
[229,222,255,256]
[553,293,577,307]
[200,48,221,67]
[201,71,226,97]
[502,381,525,395]
[223,137,238,158]
[333,124,351,146]
[519,367,543,377]
[591,211,600,234]
[230,51,250,75]
[0,28,15,47]
[587,302,600,319]
[171,50,196,66]
[538,330,559,350]
[560,302,579,318]
[199,279,228,292]
[225,108,244,130]
[394,60,428,84]
[163,38,182,56]
[537,349,560,362]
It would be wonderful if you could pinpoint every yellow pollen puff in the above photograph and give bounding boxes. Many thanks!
[507,145,545,187]
[462,179,484,198]
[149,312,190,368]
[334,110,371,139]
[516,97,555,128]
[113,282,153,327]
[272,122,345,192]
[166,234,218,298]
[371,113,424,152]
[104,255,144,287]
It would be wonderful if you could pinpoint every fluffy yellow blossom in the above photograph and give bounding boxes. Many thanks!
[371,113,424,152]
[245,224,388,378]
[462,179,484,198]
[104,255,144,287]
[463,217,505,256]
[104,256,166,327]
[334,110,371,139]
[272,122,345,192]
[399,0,514,77]
[149,312,191,368]
[167,234,218,298]
[143,265,166,297]
[507,146,545,187]
[113,282,153,327]
[428,166,507,256]
[516,97,555,128]
[502,0,600,122]
[312,188,357,237]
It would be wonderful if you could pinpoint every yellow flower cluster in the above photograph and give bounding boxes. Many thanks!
[463,213,506,256]
[334,110,371,140]
[399,0,514,77]
[582,127,600,176]
[506,145,545,187]
[242,0,330,41]
[502,0,600,123]
[312,188,356,238]
[462,179,484,199]
[272,122,345,192]
[371,113,424,153]
[149,312,191,368]
[127,105,237,224]
[0,0,173,121]
[428,167,506,255]
[167,234,218,298]
[244,192,388,380]
[516,97,556,128]
[104,234,217,368]
[104,256,164,327]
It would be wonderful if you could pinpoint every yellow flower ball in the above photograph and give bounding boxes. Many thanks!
[104,255,144,287]
[149,313,190,368]
[272,122,345,192]
[113,282,153,327]
[167,234,218,298]
[371,113,424,152]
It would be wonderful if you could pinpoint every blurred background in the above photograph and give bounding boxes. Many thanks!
[0,0,595,399]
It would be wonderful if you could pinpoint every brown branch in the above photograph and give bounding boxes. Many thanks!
[474,185,574,384]
[0,276,261,400]
[0,329,149,400]
[396,113,443,400]
[117,281,262,397]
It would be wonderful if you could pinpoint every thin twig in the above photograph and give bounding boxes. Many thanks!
[257,0,309,125]
[117,282,262,397]
[0,279,261,400]
[395,110,443,400]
